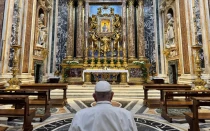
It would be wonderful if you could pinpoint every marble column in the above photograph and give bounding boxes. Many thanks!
[127,0,136,62]
[66,0,74,60]
[76,0,84,60]
[199,0,210,74]
[84,2,89,57]
[122,1,127,57]
[137,0,146,61]
[1,0,15,74]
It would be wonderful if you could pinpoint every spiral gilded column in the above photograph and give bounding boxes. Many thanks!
[76,0,84,60]
[127,0,136,62]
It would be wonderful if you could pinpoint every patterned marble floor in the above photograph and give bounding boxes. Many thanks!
[1,99,210,131]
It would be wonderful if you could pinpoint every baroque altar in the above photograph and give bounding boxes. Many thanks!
[60,1,149,85]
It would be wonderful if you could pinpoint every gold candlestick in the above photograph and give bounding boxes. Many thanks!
[110,41,115,68]
[96,42,101,68]
[123,42,128,68]
[116,42,121,68]
[191,44,207,90]
[90,42,95,68]
[7,45,22,89]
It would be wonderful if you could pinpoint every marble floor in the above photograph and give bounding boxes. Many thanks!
[1,98,210,131]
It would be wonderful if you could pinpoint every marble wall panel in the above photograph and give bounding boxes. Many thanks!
[56,0,68,71]
[8,0,18,72]
[0,0,6,60]
[144,0,156,74]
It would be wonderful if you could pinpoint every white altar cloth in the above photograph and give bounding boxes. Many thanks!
[83,69,129,82]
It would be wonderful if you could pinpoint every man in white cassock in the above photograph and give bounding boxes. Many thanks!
[68,81,138,131]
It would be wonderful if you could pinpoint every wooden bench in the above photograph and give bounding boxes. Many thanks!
[184,97,210,131]
[0,95,36,131]
[0,89,51,122]
[0,126,8,131]
[161,90,210,122]
[143,84,191,108]
[0,83,5,89]
[20,83,68,106]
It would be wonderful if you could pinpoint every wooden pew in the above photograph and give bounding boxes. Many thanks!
[0,95,36,131]
[0,83,5,89]
[0,126,8,131]
[161,90,210,122]
[184,97,210,131]
[143,84,191,108]
[20,83,68,106]
[0,89,51,122]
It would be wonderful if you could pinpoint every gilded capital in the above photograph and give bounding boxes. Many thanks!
[128,0,134,6]
[68,0,74,6]
[137,0,144,6]
[78,0,84,6]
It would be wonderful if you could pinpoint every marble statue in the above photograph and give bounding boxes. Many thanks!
[37,13,47,47]
[165,13,175,48]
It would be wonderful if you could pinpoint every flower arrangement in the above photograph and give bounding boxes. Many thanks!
[132,61,148,81]
[66,60,79,65]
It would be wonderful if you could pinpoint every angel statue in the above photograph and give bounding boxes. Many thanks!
[89,15,98,30]
[113,31,121,51]
[101,36,111,54]
[113,14,121,29]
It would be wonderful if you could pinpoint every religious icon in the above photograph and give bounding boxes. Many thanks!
[102,23,108,32]
[101,19,110,32]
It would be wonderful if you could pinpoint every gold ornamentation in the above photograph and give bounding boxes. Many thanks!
[7,45,22,90]
[89,15,98,30]
[191,44,207,90]
[113,14,121,29]
[42,48,48,59]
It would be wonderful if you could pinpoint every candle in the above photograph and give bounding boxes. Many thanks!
[118,41,119,49]
[124,42,125,48]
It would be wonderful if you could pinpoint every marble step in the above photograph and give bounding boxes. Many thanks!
[50,85,160,99]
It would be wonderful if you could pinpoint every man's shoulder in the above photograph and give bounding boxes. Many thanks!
[112,107,132,115]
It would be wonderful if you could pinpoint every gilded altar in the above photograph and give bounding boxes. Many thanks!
[60,3,149,85]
